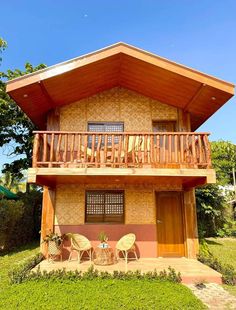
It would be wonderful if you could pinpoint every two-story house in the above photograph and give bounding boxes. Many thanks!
[6,43,234,259]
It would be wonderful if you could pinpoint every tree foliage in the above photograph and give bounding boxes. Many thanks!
[196,184,227,237]
[0,38,46,179]
[196,140,236,237]
[211,140,236,185]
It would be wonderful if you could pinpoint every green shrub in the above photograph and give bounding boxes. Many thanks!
[216,221,236,238]
[0,189,42,252]
[9,262,182,284]
[0,199,24,250]
[198,240,236,285]
[8,253,44,284]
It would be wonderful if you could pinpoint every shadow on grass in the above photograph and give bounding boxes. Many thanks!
[205,239,222,246]
[0,240,40,257]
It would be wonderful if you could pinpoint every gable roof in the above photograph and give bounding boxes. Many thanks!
[6,42,234,130]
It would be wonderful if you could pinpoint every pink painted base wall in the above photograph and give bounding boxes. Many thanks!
[54,224,157,258]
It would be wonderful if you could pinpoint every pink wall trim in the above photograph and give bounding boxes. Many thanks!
[54,224,157,258]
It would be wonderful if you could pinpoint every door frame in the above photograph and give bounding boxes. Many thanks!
[155,191,187,257]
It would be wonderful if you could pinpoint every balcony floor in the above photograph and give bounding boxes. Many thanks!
[28,167,216,188]
[34,257,222,284]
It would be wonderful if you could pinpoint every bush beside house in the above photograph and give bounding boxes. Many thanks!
[0,189,42,252]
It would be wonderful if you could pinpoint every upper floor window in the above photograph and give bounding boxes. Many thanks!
[88,122,124,133]
[85,190,124,223]
[87,122,124,146]
[152,121,176,132]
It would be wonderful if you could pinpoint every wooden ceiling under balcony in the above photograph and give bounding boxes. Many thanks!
[6,43,234,130]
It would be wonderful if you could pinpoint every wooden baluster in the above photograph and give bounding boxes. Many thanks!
[63,134,68,163]
[204,134,212,167]
[32,133,40,168]
[117,134,122,166]
[77,134,81,162]
[104,134,108,165]
[180,134,184,163]
[168,134,172,163]
[111,134,115,166]
[91,134,95,162]
[186,134,190,163]
[140,135,143,164]
[198,134,202,163]
[132,135,136,164]
[174,134,178,163]
[70,134,75,162]
[144,134,147,164]
[84,134,88,165]
[191,134,196,165]
[156,134,160,164]
[125,134,129,167]
[162,134,166,163]
[49,133,55,167]
[150,134,154,164]
[43,133,47,163]
[56,134,62,163]
[95,135,102,167]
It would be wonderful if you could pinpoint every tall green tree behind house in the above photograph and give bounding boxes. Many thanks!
[0,37,46,180]
[211,140,236,185]
[196,140,236,237]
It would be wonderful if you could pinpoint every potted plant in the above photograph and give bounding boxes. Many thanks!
[98,231,109,248]
[42,231,65,261]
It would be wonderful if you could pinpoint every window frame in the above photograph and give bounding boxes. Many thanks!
[85,190,125,224]
[87,122,124,147]
[87,122,124,133]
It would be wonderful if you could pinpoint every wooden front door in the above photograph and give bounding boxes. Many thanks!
[156,192,185,257]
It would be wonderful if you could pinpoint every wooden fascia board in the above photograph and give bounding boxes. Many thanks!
[28,167,216,178]
[6,43,235,96]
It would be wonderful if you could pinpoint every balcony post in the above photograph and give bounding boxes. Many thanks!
[32,133,40,168]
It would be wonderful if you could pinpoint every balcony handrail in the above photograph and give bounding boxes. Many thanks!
[32,131,212,169]
[33,130,211,135]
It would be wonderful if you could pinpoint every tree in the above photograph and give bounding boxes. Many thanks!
[211,140,236,185]
[196,184,227,237]
[0,38,7,62]
[0,38,46,180]
[196,140,236,237]
[0,171,26,192]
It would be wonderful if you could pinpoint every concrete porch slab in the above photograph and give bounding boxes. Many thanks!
[34,257,222,284]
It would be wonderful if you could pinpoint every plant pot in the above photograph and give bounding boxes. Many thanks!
[48,240,62,256]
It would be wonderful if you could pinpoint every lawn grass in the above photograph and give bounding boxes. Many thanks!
[206,238,236,269]
[206,237,236,297]
[0,244,206,310]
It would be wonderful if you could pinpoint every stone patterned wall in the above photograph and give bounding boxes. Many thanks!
[54,183,182,226]
[60,87,178,131]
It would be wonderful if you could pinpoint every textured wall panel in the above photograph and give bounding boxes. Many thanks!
[54,183,182,226]
[60,87,178,131]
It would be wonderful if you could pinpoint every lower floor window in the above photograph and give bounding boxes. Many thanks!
[85,190,124,223]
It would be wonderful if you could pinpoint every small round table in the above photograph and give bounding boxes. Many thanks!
[93,246,115,266]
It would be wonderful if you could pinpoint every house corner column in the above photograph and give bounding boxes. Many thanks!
[183,188,199,258]
[40,186,56,256]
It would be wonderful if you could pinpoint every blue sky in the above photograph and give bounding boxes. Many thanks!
[1,0,236,170]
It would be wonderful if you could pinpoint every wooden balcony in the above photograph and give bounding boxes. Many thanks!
[32,131,212,169]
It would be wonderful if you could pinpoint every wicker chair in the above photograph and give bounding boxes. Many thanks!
[68,234,92,263]
[116,233,138,264]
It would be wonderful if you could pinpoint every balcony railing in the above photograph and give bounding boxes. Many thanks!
[32,131,212,169]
